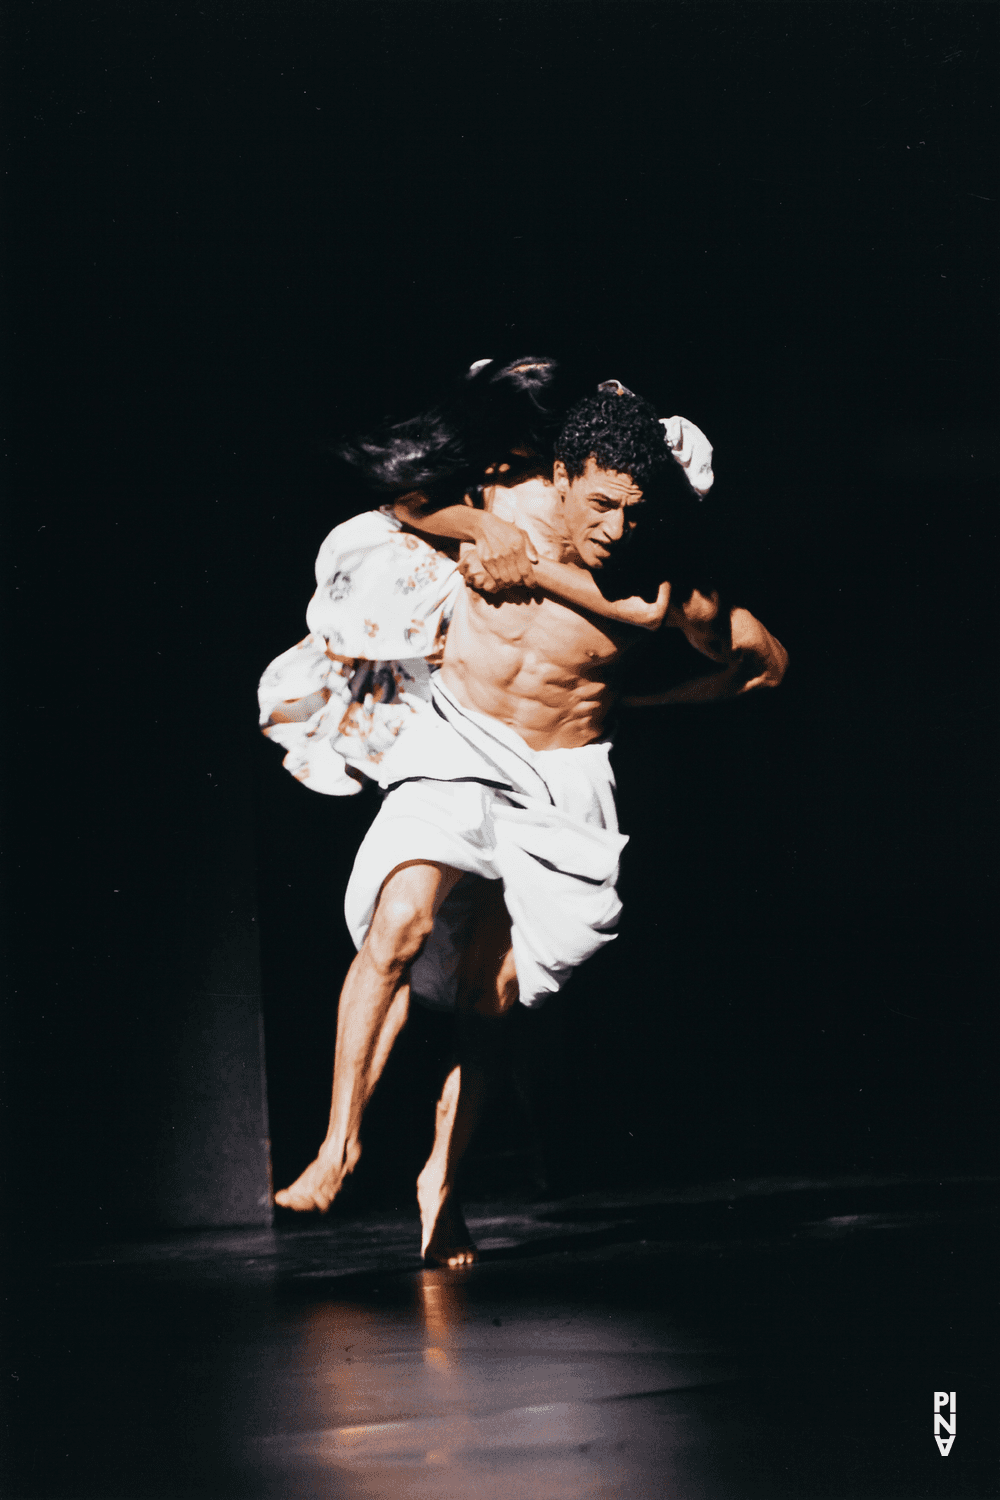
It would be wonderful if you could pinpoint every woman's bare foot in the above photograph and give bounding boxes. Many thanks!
[417,1167,478,1267]
[274,1141,359,1212]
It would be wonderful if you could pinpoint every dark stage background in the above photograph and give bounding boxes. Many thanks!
[3,1,997,1237]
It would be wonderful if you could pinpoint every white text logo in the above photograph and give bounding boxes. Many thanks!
[934,1391,956,1456]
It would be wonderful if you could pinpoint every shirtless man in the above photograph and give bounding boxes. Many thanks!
[275,391,788,1263]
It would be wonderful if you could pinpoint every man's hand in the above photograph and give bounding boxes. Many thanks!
[728,607,788,692]
[460,515,538,591]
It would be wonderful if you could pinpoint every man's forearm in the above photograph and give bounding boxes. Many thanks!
[622,659,749,707]
[624,609,789,707]
[672,603,788,680]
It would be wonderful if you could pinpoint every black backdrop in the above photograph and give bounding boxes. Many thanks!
[3,1,997,1234]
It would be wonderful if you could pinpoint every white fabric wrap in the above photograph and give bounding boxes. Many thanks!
[257,509,462,795]
[344,680,628,1010]
[661,414,715,496]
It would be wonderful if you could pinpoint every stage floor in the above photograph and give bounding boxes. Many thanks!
[6,1176,998,1498]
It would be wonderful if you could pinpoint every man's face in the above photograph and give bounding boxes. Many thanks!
[553,457,645,570]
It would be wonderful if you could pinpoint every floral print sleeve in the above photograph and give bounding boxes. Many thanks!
[257,509,462,795]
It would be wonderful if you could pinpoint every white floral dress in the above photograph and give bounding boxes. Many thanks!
[258,508,462,795]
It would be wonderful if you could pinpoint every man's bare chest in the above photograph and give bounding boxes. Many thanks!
[464,588,632,669]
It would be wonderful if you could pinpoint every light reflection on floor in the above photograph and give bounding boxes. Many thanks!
[9,1178,999,1498]
[234,1263,733,1499]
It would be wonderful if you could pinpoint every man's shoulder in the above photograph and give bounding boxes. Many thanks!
[488,477,564,558]
[487,477,553,522]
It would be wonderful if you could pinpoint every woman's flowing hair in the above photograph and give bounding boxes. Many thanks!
[338,355,591,503]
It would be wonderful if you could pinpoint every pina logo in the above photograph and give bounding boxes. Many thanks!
[934,1391,956,1456]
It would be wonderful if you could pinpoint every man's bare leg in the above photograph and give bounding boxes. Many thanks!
[275,860,464,1212]
[418,881,519,1266]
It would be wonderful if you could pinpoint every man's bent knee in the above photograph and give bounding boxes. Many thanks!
[366,897,434,972]
[365,863,458,974]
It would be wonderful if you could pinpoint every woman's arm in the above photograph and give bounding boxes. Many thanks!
[458,545,672,631]
[533,559,672,630]
[398,493,671,631]
[393,495,539,588]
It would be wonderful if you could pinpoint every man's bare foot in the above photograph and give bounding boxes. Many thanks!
[274,1142,358,1213]
[417,1168,478,1267]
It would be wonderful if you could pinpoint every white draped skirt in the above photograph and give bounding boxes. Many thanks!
[345,680,628,1010]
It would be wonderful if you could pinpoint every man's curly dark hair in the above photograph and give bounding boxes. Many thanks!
[554,392,669,489]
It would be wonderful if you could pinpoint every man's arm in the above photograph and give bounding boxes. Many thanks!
[622,590,789,705]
